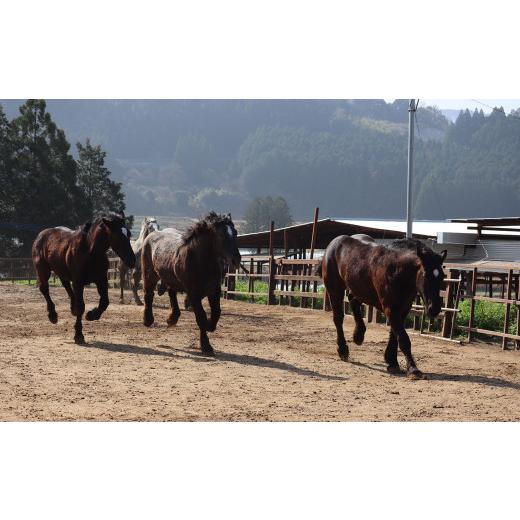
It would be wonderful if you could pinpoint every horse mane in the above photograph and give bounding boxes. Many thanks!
[182,212,233,245]
[84,213,126,237]
[389,238,439,267]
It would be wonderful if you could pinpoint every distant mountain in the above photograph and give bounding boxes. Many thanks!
[2,99,519,221]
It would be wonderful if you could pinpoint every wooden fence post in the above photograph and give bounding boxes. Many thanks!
[467,267,477,342]
[502,269,513,350]
[442,268,454,338]
[303,207,319,309]
[267,220,275,305]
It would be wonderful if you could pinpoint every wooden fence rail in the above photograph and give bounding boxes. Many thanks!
[3,256,520,349]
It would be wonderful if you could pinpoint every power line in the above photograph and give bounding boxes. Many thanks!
[470,99,520,120]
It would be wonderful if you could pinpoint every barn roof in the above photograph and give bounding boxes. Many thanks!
[236,218,428,250]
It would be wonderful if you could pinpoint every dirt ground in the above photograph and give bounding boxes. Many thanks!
[1,282,520,421]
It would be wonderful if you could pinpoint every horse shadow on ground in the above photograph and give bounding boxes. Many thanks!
[426,372,520,391]
[349,359,520,390]
[86,341,347,381]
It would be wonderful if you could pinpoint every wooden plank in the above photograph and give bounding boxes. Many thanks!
[458,326,520,342]
[471,295,519,305]
[274,274,322,282]
[225,290,269,297]
[277,258,321,266]
[274,290,323,299]
[226,273,270,279]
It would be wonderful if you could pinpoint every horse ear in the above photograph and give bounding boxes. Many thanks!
[440,249,447,263]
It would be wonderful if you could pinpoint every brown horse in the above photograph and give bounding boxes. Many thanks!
[318,235,446,379]
[32,213,135,344]
[141,212,241,355]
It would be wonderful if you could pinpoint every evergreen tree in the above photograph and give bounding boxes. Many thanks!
[10,99,89,254]
[76,138,127,220]
[0,104,20,255]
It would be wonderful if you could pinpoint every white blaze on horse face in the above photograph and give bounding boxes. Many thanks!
[433,268,440,278]
[226,225,233,238]
[121,227,128,238]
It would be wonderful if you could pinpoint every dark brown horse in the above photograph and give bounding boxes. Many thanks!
[32,213,135,344]
[141,212,241,355]
[318,235,446,379]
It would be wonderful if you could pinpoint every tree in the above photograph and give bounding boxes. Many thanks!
[76,138,127,220]
[9,99,90,254]
[242,196,293,233]
[0,104,20,256]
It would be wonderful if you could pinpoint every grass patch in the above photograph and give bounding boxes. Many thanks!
[456,299,517,335]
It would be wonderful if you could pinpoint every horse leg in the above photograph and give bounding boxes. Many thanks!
[36,261,58,324]
[143,271,159,327]
[119,264,126,303]
[190,296,214,356]
[329,288,348,361]
[60,278,76,315]
[72,282,86,344]
[386,307,424,379]
[132,266,143,306]
[348,293,366,345]
[384,329,403,374]
[207,288,221,332]
[167,289,181,327]
[86,278,109,321]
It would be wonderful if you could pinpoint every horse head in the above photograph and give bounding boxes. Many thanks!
[213,213,241,269]
[144,216,160,235]
[101,213,136,268]
[416,247,447,318]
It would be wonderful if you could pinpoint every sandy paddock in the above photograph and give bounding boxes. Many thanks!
[1,282,520,421]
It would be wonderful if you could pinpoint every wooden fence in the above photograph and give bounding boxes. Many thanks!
[0,257,125,288]
[3,255,520,349]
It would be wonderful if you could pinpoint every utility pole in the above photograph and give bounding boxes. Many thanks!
[406,99,417,239]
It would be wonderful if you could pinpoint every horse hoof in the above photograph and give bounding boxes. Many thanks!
[74,335,85,345]
[337,349,349,362]
[85,310,99,321]
[387,365,404,375]
[135,301,144,307]
[48,312,58,324]
[353,329,365,346]
[167,319,178,328]
[143,316,154,327]
[407,368,426,380]
[206,321,217,333]
[201,347,216,357]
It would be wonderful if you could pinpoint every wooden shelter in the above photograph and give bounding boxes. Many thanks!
[237,217,424,251]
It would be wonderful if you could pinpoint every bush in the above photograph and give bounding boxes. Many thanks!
[456,300,517,335]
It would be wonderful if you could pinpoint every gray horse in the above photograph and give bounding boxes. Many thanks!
[119,217,159,305]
